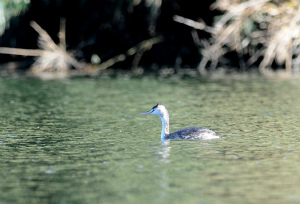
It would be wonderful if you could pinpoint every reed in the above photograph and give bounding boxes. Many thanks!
[174,0,300,74]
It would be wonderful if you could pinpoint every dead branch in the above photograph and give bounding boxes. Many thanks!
[0,20,84,72]
[0,47,42,56]
[173,15,214,34]
[97,36,164,71]
[30,21,58,51]
[59,18,66,49]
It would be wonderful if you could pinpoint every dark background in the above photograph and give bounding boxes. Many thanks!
[0,0,220,71]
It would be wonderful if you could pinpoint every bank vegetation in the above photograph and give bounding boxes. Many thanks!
[0,0,299,77]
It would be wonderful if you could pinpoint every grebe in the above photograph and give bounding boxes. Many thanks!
[141,103,220,141]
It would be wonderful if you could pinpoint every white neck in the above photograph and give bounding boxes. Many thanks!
[160,112,169,140]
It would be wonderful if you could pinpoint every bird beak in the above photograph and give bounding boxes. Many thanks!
[141,110,152,115]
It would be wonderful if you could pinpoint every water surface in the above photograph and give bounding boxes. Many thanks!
[0,76,300,204]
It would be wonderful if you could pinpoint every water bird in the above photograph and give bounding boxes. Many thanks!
[141,103,220,141]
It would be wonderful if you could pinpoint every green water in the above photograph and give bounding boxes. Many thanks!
[0,76,300,204]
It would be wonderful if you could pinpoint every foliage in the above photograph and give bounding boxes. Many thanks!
[0,0,30,35]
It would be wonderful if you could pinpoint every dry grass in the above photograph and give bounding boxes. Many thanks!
[30,20,84,72]
[0,19,84,73]
[174,0,300,74]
